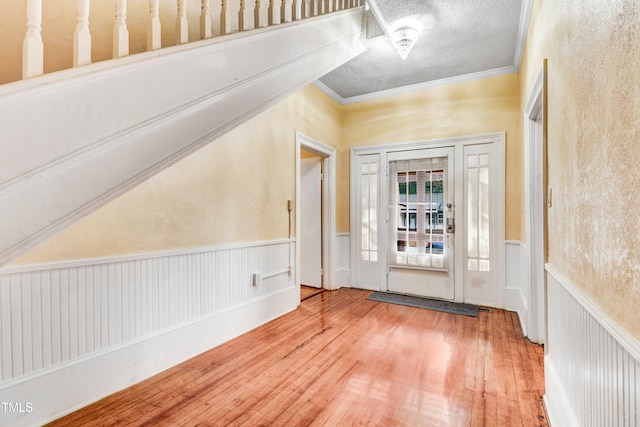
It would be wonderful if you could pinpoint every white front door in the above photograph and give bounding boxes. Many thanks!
[387,147,455,300]
[300,157,322,288]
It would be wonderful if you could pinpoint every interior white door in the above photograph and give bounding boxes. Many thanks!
[300,157,322,288]
[387,147,455,300]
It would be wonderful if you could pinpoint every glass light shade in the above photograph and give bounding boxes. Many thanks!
[391,26,418,60]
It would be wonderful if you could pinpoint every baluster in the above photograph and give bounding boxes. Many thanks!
[333,0,338,12]
[22,0,44,78]
[113,0,129,58]
[176,0,188,44]
[302,0,308,18]
[324,0,331,14]
[73,0,91,66]
[238,0,246,31]
[268,0,277,25]
[280,0,289,23]
[254,0,266,29]
[319,0,326,15]
[221,0,231,35]
[200,0,211,39]
[147,0,161,50]
[310,0,317,17]
[291,0,300,21]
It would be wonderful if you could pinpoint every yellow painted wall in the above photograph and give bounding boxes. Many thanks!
[341,73,523,241]
[521,0,640,339]
[12,84,341,263]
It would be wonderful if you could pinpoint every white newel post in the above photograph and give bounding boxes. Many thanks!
[238,0,246,31]
[254,0,265,29]
[176,0,188,44]
[147,0,161,50]
[73,0,91,66]
[113,0,129,58]
[200,0,211,39]
[22,0,44,78]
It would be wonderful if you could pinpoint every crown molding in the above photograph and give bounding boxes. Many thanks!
[316,65,518,105]
[514,0,535,69]
[315,0,534,105]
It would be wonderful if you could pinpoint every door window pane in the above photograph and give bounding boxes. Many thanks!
[389,157,449,270]
[361,160,378,262]
[467,153,491,272]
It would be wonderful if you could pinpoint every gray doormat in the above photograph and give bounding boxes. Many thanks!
[366,291,479,317]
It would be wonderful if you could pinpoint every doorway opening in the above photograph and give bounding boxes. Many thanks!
[295,132,337,302]
[350,133,505,308]
[524,60,548,344]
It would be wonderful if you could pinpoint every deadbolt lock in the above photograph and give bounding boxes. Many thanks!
[446,217,455,233]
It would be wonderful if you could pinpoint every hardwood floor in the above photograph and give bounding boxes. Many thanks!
[300,284,324,301]
[47,289,547,426]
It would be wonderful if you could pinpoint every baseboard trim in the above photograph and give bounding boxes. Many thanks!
[543,355,579,427]
[503,287,527,337]
[0,286,298,426]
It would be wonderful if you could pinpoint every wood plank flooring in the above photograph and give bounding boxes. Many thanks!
[47,289,548,426]
[300,285,324,301]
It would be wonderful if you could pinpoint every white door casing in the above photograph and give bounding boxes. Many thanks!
[524,61,548,344]
[351,133,505,308]
[295,132,337,293]
[300,157,323,287]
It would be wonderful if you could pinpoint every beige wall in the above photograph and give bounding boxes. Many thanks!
[12,84,341,263]
[341,73,523,241]
[521,0,640,339]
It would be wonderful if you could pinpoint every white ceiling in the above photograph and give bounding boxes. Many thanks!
[317,0,533,104]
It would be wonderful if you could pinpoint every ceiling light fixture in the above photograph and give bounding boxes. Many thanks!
[391,26,418,60]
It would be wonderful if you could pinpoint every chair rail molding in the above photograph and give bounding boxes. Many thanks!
[0,239,297,426]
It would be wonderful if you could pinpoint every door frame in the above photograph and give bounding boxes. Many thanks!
[350,132,505,307]
[524,60,548,344]
[295,132,337,292]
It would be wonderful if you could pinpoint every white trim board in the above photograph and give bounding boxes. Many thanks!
[0,9,365,267]
[350,132,505,308]
[0,287,298,426]
[314,66,518,105]
[0,238,295,275]
[546,264,640,360]
[295,132,338,290]
[0,239,297,426]
[314,0,534,105]
[545,264,640,426]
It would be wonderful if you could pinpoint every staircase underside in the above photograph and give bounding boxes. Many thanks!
[0,8,364,266]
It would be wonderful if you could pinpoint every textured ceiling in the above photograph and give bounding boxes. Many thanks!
[318,0,529,103]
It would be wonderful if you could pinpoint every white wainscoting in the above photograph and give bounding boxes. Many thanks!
[545,265,640,427]
[0,239,297,426]
[336,233,351,287]
[504,240,528,336]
